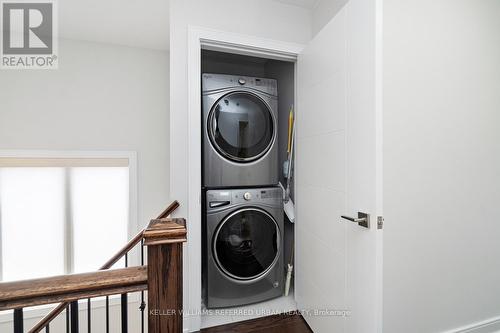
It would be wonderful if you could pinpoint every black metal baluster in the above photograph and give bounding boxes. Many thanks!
[121,253,128,333]
[120,293,128,333]
[13,308,23,333]
[105,296,109,333]
[139,239,145,333]
[70,301,79,332]
[66,306,70,333]
[87,298,91,333]
[45,324,50,332]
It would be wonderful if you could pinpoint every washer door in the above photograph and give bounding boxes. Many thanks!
[208,92,275,163]
[213,208,280,281]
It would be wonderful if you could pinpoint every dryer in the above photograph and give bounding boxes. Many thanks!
[202,73,278,188]
[203,187,284,308]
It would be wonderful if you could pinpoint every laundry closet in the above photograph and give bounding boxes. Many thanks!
[174,3,382,331]
[200,49,297,326]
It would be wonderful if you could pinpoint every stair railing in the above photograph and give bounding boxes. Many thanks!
[0,200,185,333]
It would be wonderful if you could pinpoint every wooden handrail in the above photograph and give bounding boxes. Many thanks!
[100,231,144,270]
[156,200,180,220]
[102,200,180,269]
[28,200,180,333]
[0,266,147,311]
[29,229,147,332]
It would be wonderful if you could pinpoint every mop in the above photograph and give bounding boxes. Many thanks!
[281,107,295,297]
[281,107,296,223]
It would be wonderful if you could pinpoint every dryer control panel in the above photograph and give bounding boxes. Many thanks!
[202,73,278,96]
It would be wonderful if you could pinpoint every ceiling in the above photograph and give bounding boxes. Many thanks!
[58,0,316,51]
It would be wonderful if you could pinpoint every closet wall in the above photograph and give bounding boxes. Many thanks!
[264,59,295,270]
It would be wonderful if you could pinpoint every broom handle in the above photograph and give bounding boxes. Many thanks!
[287,108,294,154]
[285,119,295,200]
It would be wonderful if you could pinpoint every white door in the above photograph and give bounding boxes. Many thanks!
[295,0,382,332]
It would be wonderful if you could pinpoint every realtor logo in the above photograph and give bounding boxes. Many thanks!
[1,0,58,69]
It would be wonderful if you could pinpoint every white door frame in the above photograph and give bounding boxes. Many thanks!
[185,25,304,332]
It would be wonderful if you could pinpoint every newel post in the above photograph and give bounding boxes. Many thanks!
[143,217,187,333]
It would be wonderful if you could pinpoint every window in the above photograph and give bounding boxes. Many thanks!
[0,167,65,281]
[0,156,131,281]
[71,167,128,273]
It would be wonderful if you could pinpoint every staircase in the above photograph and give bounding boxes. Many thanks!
[0,201,186,333]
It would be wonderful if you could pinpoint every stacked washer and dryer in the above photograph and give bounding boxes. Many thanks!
[202,73,284,308]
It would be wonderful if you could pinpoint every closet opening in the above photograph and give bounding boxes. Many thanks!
[199,49,297,329]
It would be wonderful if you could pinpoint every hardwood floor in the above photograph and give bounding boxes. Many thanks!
[198,314,313,333]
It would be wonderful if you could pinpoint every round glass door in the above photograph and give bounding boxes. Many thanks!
[208,92,275,163]
[213,208,280,281]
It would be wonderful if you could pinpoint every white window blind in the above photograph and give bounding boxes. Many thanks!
[71,167,128,273]
[0,157,130,282]
[0,168,65,281]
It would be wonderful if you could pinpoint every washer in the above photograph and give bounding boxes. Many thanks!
[203,187,284,308]
[202,73,279,188]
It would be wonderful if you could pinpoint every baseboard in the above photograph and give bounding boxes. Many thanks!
[184,315,197,333]
[445,315,500,333]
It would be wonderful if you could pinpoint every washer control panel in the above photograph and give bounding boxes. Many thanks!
[206,187,281,211]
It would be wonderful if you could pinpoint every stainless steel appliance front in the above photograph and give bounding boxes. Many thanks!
[203,187,284,308]
[202,73,279,188]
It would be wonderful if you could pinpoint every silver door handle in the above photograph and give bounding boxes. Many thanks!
[341,212,370,228]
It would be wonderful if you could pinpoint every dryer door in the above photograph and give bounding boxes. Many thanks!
[208,92,275,163]
[213,208,280,281]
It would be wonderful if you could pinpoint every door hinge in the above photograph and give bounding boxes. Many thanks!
[377,216,384,229]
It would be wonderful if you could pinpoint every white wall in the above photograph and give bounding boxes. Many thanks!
[311,0,348,36]
[169,1,311,331]
[383,1,500,332]
[0,39,170,231]
[0,39,169,332]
